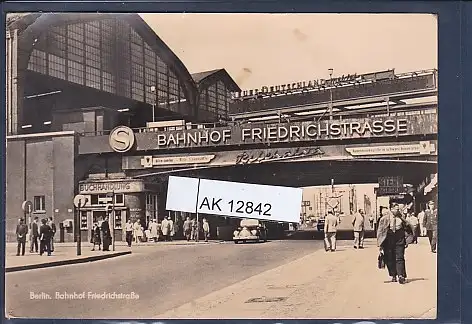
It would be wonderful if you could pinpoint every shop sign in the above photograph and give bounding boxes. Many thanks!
[79,181,144,194]
[141,154,215,168]
[377,176,404,195]
[232,74,360,99]
[235,147,324,165]
[345,141,435,156]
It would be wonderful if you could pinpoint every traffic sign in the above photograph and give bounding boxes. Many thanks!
[73,194,88,208]
[21,200,33,214]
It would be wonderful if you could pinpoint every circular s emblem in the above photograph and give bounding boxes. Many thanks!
[109,126,135,153]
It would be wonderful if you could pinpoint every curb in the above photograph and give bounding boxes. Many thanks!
[5,251,132,273]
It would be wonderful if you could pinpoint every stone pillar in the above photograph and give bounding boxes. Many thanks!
[6,29,20,135]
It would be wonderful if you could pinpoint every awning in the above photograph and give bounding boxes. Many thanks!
[424,173,438,195]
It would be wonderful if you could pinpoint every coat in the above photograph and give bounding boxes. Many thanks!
[377,212,413,247]
[352,213,365,232]
[183,220,192,232]
[16,224,28,242]
[324,214,339,233]
[31,222,39,237]
[423,209,438,231]
[203,222,210,233]
[150,222,159,237]
[168,220,175,236]
[161,220,170,235]
[39,224,52,242]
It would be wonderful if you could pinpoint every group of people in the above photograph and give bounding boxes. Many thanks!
[90,216,112,251]
[183,217,211,242]
[323,209,368,252]
[377,200,438,284]
[122,216,211,247]
[15,216,56,256]
[322,200,438,285]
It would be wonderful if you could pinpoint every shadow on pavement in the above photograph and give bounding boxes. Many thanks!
[285,230,376,240]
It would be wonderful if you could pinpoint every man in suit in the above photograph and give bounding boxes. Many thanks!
[47,217,56,252]
[39,218,52,256]
[30,217,39,253]
[352,209,365,249]
[324,211,339,252]
[16,218,28,256]
[423,200,438,253]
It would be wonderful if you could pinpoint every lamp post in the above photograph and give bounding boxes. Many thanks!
[150,86,156,123]
[328,68,334,120]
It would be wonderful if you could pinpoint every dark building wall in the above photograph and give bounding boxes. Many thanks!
[6,133,77,242]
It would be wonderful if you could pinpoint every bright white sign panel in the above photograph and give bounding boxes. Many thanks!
[197,178,302,222]
[166,176,302,223]
[166,176,200,213]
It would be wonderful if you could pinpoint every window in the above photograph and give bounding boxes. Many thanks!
[33,195,46,212]
[115,194,124,204]
[90,194,99,205]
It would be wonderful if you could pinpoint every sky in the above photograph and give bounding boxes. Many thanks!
[141,13,437,90]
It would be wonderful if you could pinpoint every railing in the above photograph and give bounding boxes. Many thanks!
[79,105,437,137]
[229,72,437,114]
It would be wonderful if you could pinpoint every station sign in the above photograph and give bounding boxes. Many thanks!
[79,113,437,155]
[166,176,302,223]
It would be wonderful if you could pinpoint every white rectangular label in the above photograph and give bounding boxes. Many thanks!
[165,176,200,213]
[196,178,302,223]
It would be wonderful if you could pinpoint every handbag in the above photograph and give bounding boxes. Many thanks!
[378,252,385,269]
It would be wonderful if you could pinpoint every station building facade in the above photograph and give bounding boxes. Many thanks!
[5,13,240,242]
[5,13,438,243]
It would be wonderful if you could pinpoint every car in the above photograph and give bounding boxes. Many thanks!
[233,219,268,244]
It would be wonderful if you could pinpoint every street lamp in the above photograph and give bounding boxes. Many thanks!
[328,68,334,120]
[150,86,156,123]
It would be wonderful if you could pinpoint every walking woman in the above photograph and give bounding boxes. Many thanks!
[91,222,101,251]
[377,203,408,284]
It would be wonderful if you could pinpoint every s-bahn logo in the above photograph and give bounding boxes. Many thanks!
[109,126,135,153]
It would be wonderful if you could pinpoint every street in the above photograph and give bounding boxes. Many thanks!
[6,240,322,319]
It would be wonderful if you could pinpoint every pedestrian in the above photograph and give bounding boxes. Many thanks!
[183,216,192,241]
[324,211,338,252]
[406,212,419,244]
[91,222,102,251]
[125,219,133,247]
[16,218,28,256]
[423,200,438,253]
[352,209,365,249]
[161,217,170,241]
[133,220,143,243]
[369,215,374,229]
[202,218,210,242]
[101,216,111,251]
[417,208,426,237]
[191,217,198,241]
[149,219,159,242]
[377,203,408,284]
[39,219,52,256]
[47,217,56,252]
[168,216,175,241]
[30,216,39,253]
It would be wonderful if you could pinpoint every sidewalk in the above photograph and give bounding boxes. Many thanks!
[4,239,222,272]
[156,237,437,320]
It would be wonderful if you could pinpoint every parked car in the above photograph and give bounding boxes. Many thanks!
[233,219,268,244]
